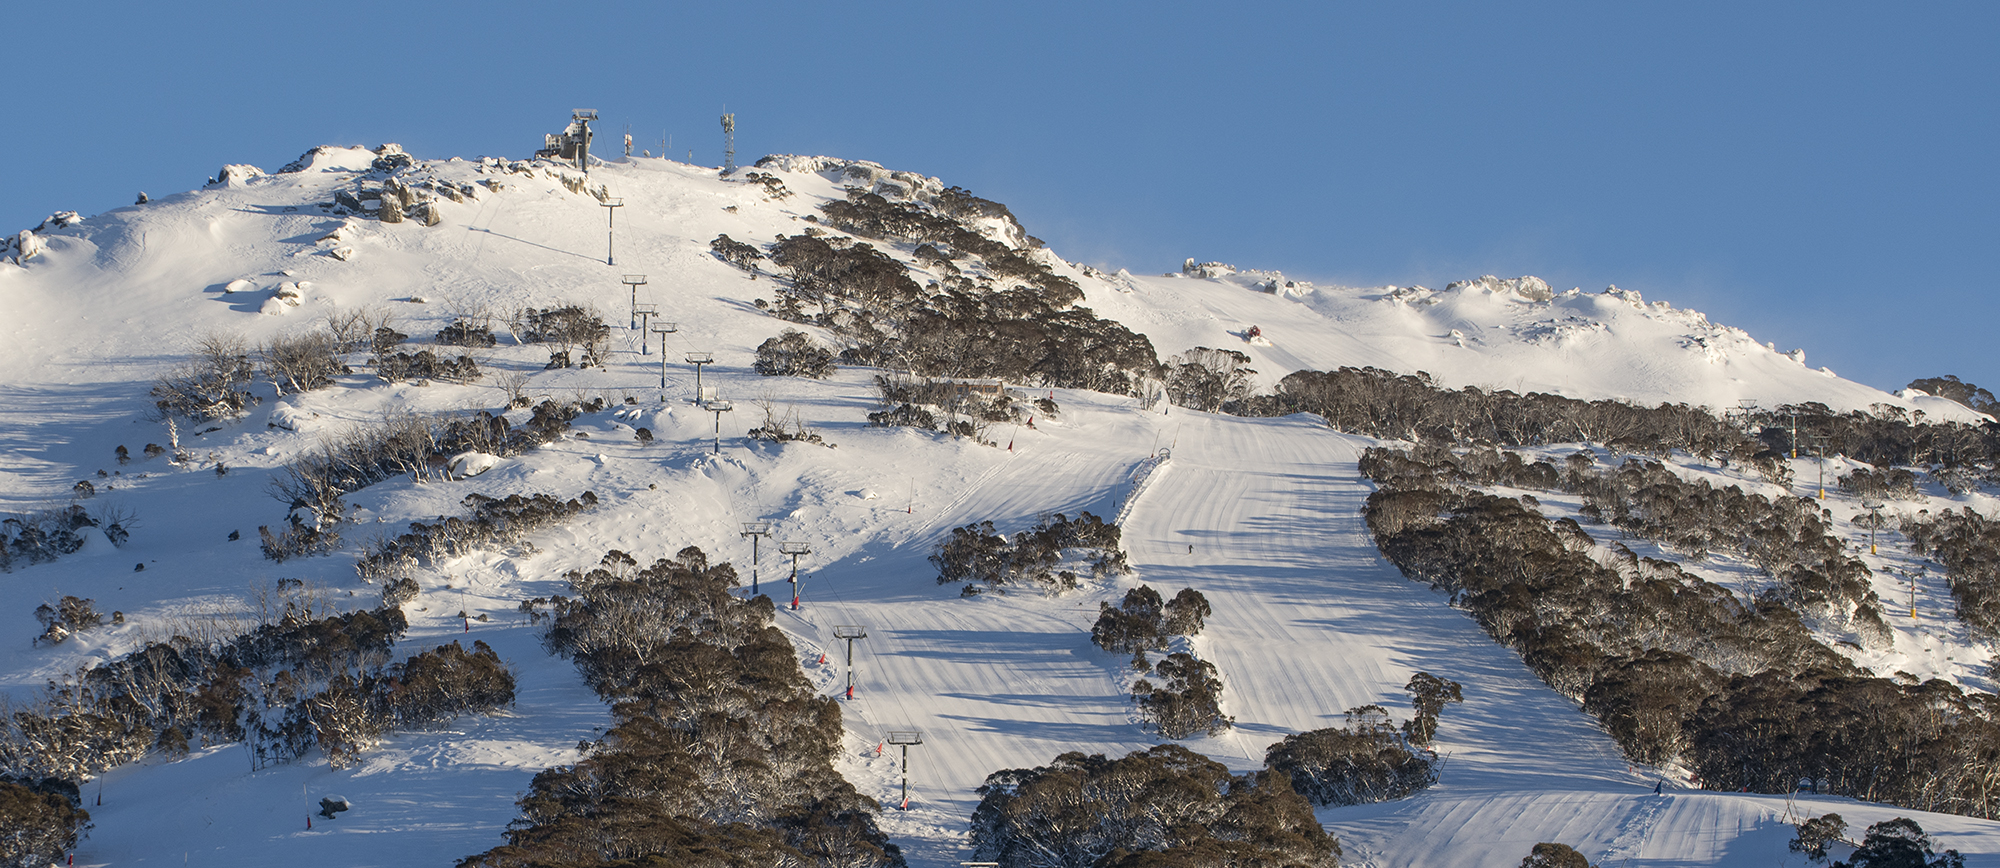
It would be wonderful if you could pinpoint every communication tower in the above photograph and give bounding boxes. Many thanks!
[721,113,736,173]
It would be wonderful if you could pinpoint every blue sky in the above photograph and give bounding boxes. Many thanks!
[4,2,1994,395]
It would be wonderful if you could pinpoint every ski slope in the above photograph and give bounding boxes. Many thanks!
[2,143,1998,866]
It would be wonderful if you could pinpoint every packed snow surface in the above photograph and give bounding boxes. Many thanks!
[0,145,1994,866]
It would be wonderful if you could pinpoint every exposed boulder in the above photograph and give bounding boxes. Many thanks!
[371,143,413,172]
[1183,258,1238,279]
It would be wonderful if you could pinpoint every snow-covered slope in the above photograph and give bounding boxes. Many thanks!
[2,144,1996,867]
[1091,266,1983,424]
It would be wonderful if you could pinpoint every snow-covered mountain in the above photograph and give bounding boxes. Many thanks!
[2,142,1996,867]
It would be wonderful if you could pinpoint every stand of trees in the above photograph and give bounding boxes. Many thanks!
[1901,508,2000,637]
[1363,445,2000,818]
[1,597,514,782]
[1133,652,1232,739]
[754,330,837,378]
[355,491,597,584]
[1164,347,1256,413]
[1232,367,1776,471]
[1090,585,1209,655]
[932,513,1128,595]
[512,306,610,370]
[744,185,1157,394]
[1262,674,1459,808]
[0,776,88,868]
[462,548,901,868]
[968,744,1340,868]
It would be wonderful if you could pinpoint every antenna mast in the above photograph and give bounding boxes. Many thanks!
[721,113,736,174]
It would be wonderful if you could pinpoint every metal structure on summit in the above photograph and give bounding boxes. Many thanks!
[539,109,597,174]
[721,113,736,174]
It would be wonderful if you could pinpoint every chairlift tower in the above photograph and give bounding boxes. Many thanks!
[651,324,679,399]
[740,522,772,595]
[1810,435,1831,500]
[1863,500,1884,555]
[685,352,714,403]
[634,306,659,353]
[705,399,733,454]
[721,113,736,174]
[1736,399,1758,431]
[833,625,867,698]
[779,541,811,610]
[885,730,923,810]
[598,197,625,266]
[622,274,648,328]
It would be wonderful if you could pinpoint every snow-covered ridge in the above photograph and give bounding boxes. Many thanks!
[1111,259,1986,424]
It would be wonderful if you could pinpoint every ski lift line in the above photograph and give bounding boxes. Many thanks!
[802,554,927,756]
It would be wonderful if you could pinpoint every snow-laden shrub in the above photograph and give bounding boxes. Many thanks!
[709,233,763,271]
[753,329,835,378]
[932,513,1126,595]
[260,329,350,395]
[374,350,481,384]
[435,319,497,348]
[150,333,259,422]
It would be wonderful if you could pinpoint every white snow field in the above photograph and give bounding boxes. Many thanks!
[0,144,1995,866]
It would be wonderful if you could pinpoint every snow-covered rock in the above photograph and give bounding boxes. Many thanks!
[210,164,265,187]
[1447,274,1555,302]
[9,229,44,264]
[36,211,82,231]
[447,451,502,479]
